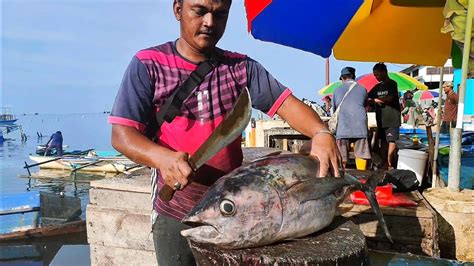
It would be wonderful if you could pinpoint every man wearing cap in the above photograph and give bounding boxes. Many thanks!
[332,67,371,168]
[441,81,458,134]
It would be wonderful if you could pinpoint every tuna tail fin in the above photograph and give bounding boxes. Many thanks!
[344,172,393,243]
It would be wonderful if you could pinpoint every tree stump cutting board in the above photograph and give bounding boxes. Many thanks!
[187,217,368,266]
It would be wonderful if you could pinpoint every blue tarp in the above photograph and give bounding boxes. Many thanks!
[438,152,474,189]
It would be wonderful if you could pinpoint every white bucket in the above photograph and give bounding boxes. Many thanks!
[397,149,428,183]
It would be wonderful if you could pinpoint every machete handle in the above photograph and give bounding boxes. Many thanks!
[159,184,175,202]
[158,157,197,202]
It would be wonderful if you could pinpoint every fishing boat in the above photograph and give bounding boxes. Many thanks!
[35,144,70,155]
[28,154,139,173]
[0,192,86,241]
[0,107,18,125]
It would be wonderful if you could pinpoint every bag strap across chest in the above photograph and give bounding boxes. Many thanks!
[155,56,220,126]
[334,81,357,114]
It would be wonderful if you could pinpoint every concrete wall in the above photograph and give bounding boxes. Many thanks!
[424,188,474,261]
[87,172,157,265]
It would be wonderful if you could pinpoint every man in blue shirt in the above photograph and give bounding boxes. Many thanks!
[44,131,63,156]
[333,67,371,168]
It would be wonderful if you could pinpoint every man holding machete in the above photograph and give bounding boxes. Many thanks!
[108,0,342,264]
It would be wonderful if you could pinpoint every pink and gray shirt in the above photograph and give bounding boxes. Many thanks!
[109,41,292,221]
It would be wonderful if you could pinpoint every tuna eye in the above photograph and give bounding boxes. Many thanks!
[219,199,235,216]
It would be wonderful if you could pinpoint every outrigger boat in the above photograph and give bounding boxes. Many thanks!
[0,192,85,241]
[27,154,139,173]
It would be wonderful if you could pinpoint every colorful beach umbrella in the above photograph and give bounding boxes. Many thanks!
[318,81,342,96]
[413,90,440,101]
[245,0,363,58]
[244,0,452,66]
[356,72,428,92]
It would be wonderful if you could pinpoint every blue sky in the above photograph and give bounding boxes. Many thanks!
[2,0,405,115]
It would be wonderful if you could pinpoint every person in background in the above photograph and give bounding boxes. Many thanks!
[322,95,332,116]
[441,81,459,134]
[332,67,371,168]
[368,63,401,170]
[400,90,422,129]
[108,0,342,264]
[401,91,415,123]
[44,131,63,156]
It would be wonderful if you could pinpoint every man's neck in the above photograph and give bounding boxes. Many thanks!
[176,38,214,63]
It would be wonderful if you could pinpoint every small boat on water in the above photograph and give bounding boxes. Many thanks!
[0,107,18,125]
[0,192,86,241]
[28,154,139,173]
[35,144,70,155]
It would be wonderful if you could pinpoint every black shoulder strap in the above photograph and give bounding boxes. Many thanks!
[156,56,219,126]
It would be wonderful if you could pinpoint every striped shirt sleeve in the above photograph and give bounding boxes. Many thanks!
[108,56,154,132]
[246,58,292,117]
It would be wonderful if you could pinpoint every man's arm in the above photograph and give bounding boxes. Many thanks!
[331,92,338,114]
[376,95,394,104]
[276,95,342,177]
[46,135,53,146]
[111,124,192,189]
[109,55,192,189]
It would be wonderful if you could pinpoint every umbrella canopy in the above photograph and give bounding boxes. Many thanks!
[244,0,452,66]
[318,81,342,96]
[413,90,440,101]
[333,0,451,66]
[356,72,428,92]
[245,0,363,58]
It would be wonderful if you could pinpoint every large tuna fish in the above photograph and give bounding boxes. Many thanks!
[181,154,392,249]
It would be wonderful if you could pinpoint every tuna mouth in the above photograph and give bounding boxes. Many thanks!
[180,224,221,241]
[180,216,223,242]
[183,220,208,228]
[182,219,221,234]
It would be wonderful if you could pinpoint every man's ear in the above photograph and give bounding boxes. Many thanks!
[173,0,182,21]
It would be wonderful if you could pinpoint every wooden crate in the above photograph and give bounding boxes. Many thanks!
[340,190,440,257]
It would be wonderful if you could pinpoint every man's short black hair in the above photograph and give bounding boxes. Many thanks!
[373,63,387,72]
[176,0,232,3]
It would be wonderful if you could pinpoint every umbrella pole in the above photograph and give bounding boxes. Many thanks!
[448,0,474,192]
[325,58,330,86]
[432,67,445,188]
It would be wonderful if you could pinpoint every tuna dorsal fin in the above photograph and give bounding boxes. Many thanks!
[285,177,348,204]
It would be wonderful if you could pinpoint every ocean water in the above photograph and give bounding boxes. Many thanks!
[1,113,114,265]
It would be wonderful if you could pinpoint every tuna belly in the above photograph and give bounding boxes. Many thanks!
[277,196,338,240]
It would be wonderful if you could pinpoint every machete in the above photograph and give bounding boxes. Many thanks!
[159,87,252,202]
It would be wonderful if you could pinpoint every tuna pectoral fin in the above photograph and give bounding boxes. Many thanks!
[352,172,393,243]
[286,178,347,204]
